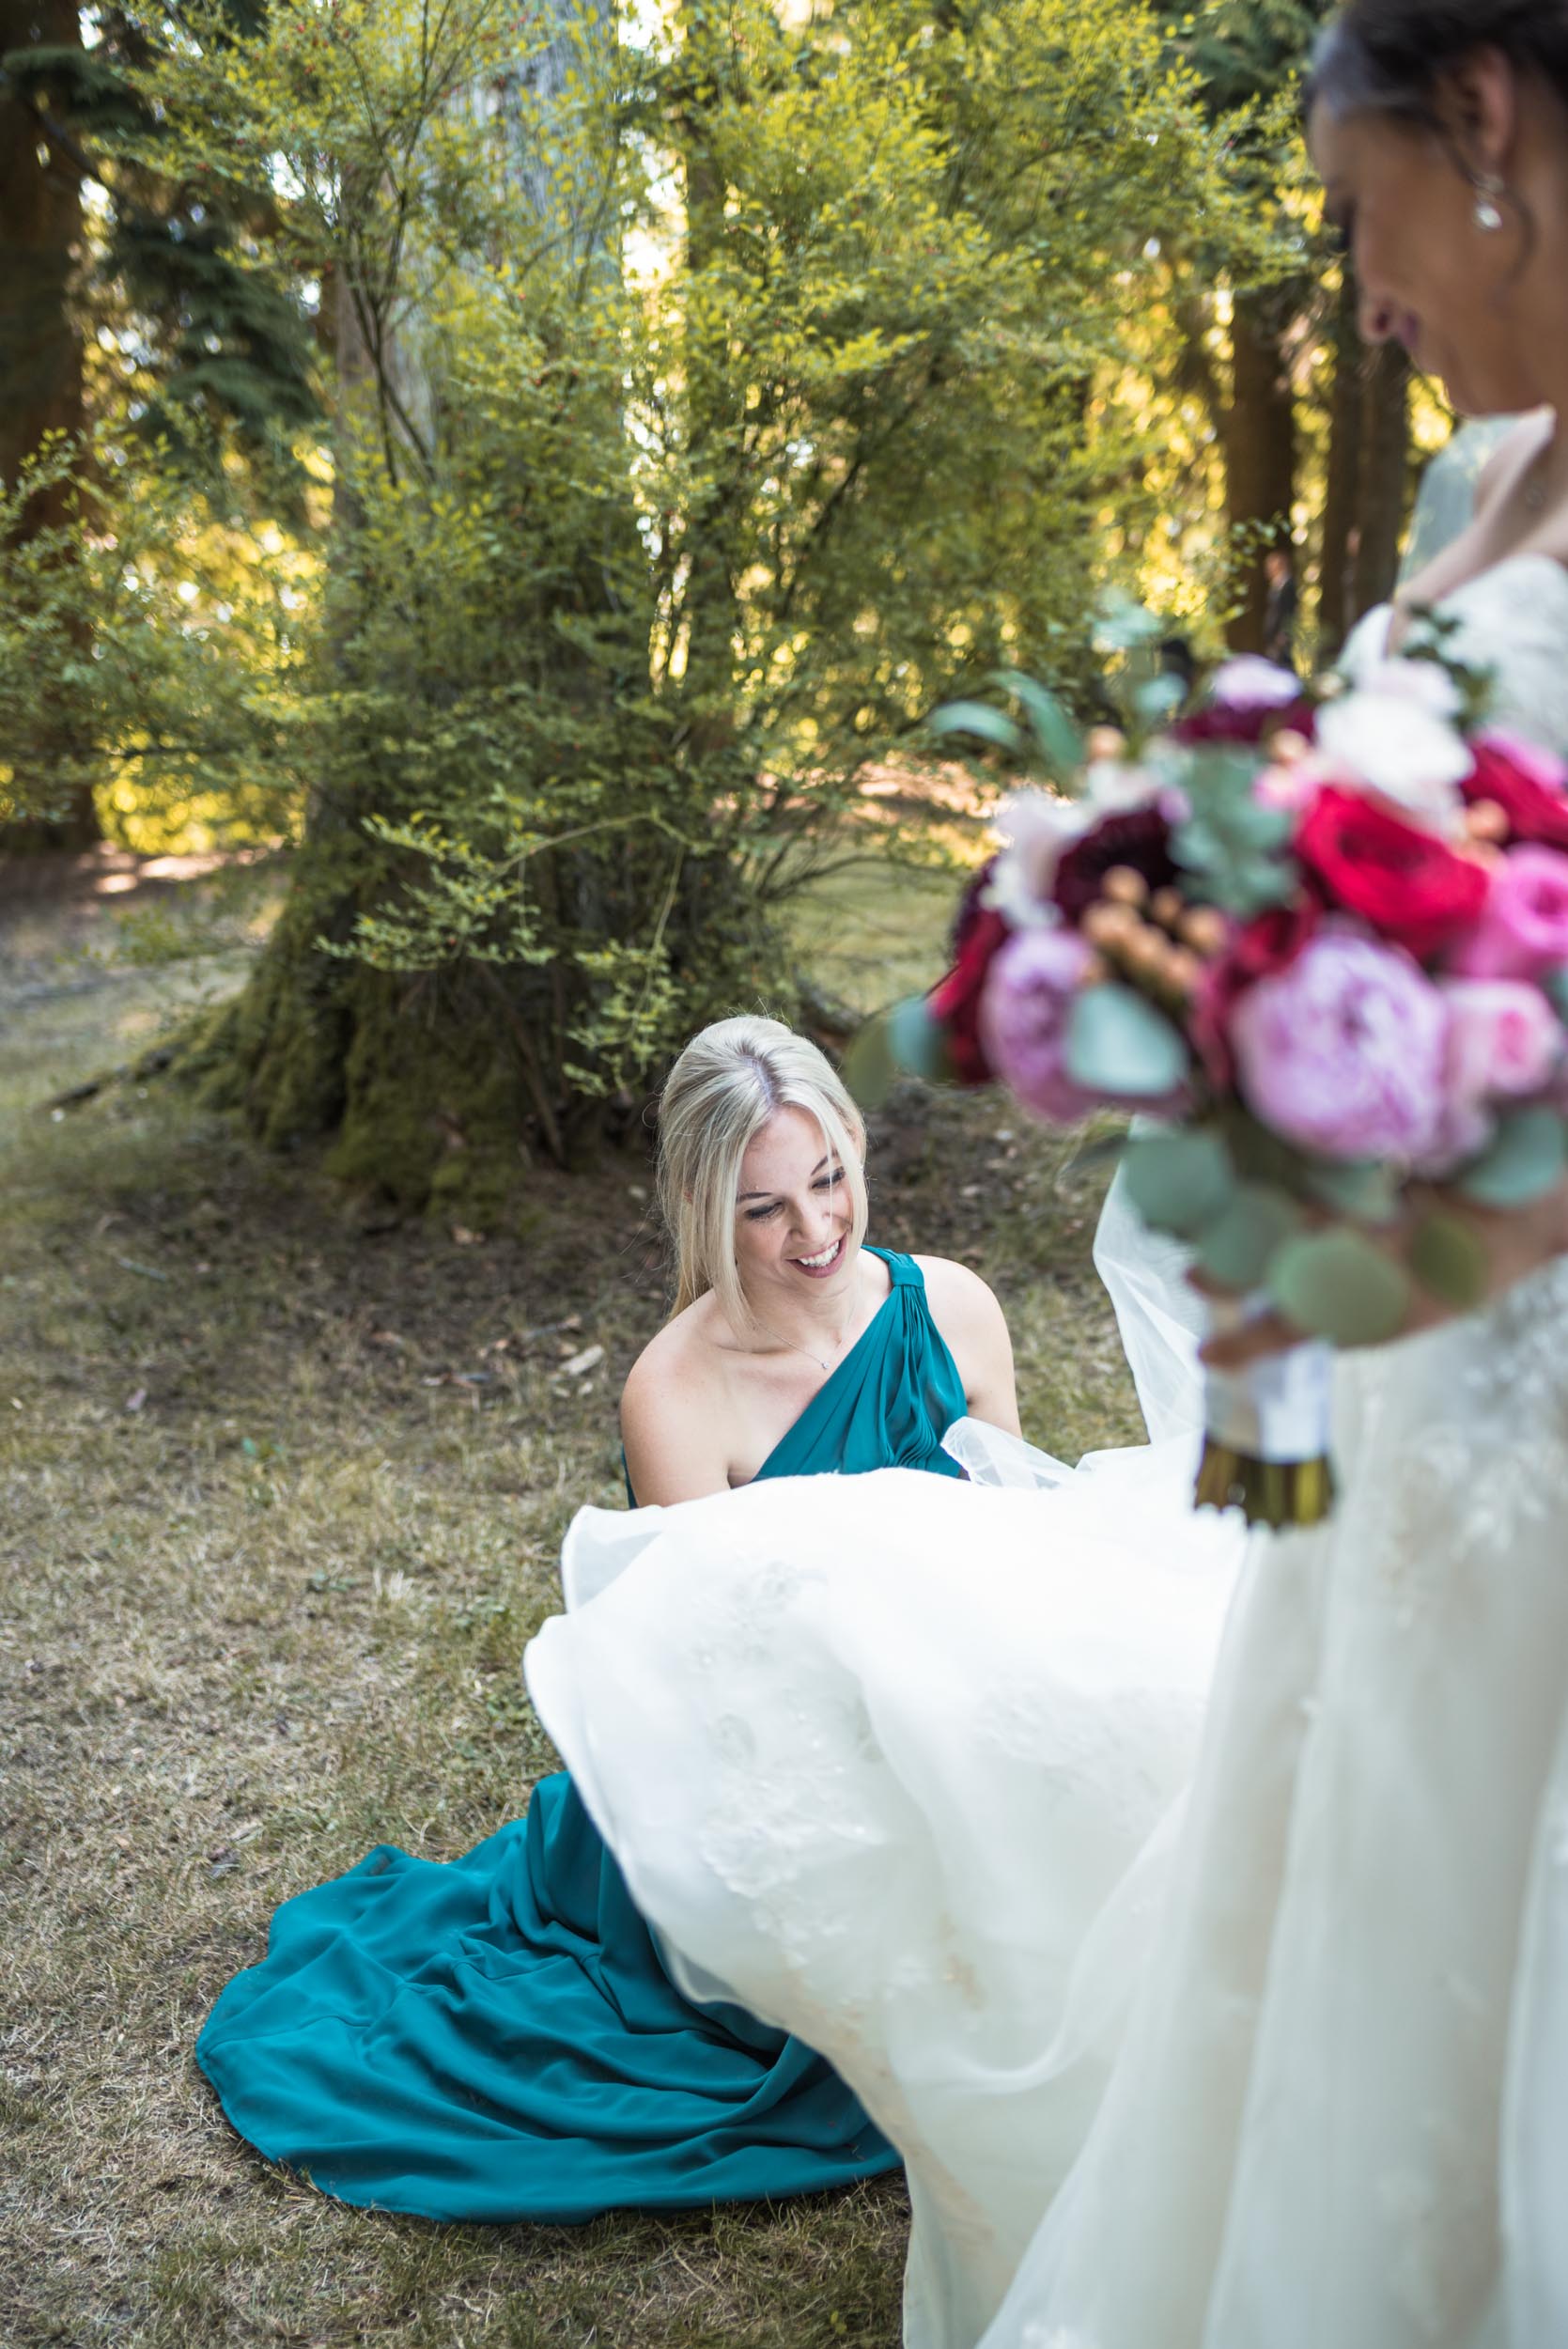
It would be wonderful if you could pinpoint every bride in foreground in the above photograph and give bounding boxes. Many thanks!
[529,5,1568,2342]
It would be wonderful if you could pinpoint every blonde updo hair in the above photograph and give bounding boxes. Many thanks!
[657,1015,870,1333]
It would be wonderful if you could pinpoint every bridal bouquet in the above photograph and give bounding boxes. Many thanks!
[860,633,1568,1528]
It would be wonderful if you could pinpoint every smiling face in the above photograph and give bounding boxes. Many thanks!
[733,1104,860,1313]
[1309,61,1549,418]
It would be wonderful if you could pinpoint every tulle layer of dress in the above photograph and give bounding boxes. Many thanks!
[527,1431,1246,2340]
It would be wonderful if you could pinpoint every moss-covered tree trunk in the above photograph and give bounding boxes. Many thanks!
[0,0,97,851]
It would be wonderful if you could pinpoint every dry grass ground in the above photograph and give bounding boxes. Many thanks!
[0,856,1141,2349]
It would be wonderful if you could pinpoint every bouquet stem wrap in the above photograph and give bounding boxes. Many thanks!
[1196,1321,1337,1531]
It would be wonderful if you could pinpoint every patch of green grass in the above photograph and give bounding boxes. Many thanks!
[786,854,961,1017]
[0,858,1140,2347]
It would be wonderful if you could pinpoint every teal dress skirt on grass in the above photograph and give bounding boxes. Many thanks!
[196,1250,968,2221]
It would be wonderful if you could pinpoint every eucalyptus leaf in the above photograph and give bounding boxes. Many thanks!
[1219,1108,1306,1190]
[1063,1128,1129,1178]
[1194,1182,1304,1292]
[842,1017,894,1110]
[1542,966,1568,1023]
[1133,674,1188,726]
[1175,817,1223,865]
[1120,1128,1234,1237]
[1094,593,1166,654]
[1177,845,1296,918]
[885,992,955,1085]
[1218,798,1293,852]
[1267,1227,1413,1348]
[1172,747,1296,917]
[1303,1156,1403,1226]
[1456,1106,1568,1208]
[929,700,1025,754]
[990,670,1085,781]
[1407,1210,1491,1311]
[1065,985,1189,1100]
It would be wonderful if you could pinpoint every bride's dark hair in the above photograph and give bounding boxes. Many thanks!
[1309,1,1568,124]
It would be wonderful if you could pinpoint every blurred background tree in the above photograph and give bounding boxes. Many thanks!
[0,0,320,845]
[0,0,1452,1208]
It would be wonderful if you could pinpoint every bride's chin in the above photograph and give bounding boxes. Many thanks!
[1439,358,1535,423]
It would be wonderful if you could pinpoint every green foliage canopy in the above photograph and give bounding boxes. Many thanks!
[4,0,1279,1194]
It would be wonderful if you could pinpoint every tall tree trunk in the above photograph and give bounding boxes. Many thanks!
[1222,286,1296,654]
[1315,273,1362,664]
[0,0,97,849]
[1352,343,1411,620]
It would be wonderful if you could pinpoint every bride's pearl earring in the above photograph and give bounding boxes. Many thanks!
[1474,173,1506,231]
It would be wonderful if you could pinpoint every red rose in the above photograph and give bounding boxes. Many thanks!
[1190,894,1320,1087]
[1464,735,1568,852]
[1051,806,1177,922]
[1296,787,1488,962]
[928,864,1010,1086]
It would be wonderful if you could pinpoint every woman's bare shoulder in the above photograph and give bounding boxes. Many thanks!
[619,1298,743,1503]
[622,1299,726,1417]
[913,1252,1005,1324]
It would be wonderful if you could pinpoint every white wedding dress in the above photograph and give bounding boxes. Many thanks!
[526,554,1568,2349]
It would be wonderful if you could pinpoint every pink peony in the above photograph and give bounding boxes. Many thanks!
[1230,929,1450,1163]
[1423,977,1566,1172]
[978,929,1111,1127]
[1441,978,1563,1101]
[1451,844,1568,980]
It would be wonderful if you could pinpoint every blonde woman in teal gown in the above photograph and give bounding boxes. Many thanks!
[196,1015,1020,2222]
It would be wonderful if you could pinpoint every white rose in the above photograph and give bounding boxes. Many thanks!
[1211,656,1301,711]
[1352,656,1463,720]
[1314,687,1472,833]
[984,792,1087,926]
[1084,758,1163,816]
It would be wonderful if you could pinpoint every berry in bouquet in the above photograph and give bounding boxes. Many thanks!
[851,609,1568,1529]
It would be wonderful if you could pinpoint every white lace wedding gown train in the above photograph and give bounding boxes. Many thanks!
[527,556,1568,2349]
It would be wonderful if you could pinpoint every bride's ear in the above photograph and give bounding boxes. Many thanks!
[1434,44,1520,182]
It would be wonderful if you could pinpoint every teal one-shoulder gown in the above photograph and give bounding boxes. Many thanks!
[196,1251,967,2221]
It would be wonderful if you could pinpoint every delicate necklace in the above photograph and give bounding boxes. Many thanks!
[753,1322,844,1376]
[751,1286,859,1376]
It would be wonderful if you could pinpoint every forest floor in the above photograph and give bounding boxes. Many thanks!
[0,851,1141,2349]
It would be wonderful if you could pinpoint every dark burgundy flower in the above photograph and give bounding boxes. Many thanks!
[1051,806,1178,923]
[929,860,1011,1086]
[1172,696,1316,749]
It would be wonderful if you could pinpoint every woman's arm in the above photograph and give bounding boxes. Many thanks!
[918,1257,1023,1437]
[619,1337,737,1506]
